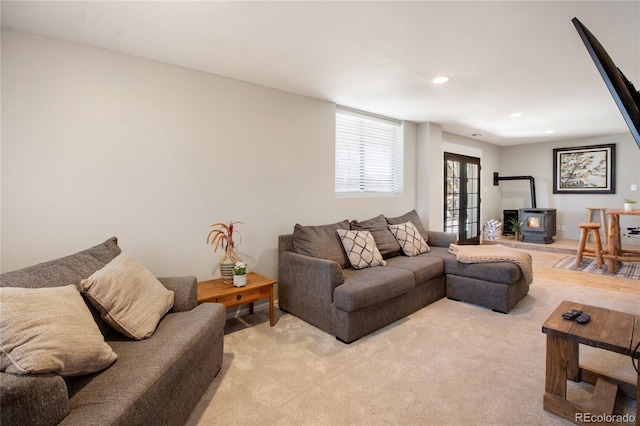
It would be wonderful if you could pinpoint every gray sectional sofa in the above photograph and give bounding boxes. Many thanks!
[278,210,530,343]
[0,237,226,426]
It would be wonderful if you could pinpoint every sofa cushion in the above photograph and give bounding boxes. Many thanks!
[385,255,444,284]
[386,210,429,242]
[0,237,121,290]
[292,220,350,268]
[80,253,175,340]
[0,285,117,376]
[0,237,122,337]
[337,229,387,270]
[63,303,226,425]
[0,372,69,426]
[350,214,401,259]
[388,222,430,256]
[336,267,414,311]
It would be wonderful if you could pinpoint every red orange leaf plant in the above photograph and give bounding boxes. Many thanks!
[206,220,243,252]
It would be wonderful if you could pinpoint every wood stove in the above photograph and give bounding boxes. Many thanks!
[519,208,557,244]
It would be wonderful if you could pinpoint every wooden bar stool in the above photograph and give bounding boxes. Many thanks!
[576,222,604,268]
[586,207,608,242]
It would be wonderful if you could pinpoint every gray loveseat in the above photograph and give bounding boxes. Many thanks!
[0,237,226,426]
[278,210,529,343]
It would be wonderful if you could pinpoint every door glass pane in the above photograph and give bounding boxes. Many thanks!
[465,163,479,240]
[445,160,460,234]
[466,218,477,239]
[467,179,477,193]
[467,194,477,208]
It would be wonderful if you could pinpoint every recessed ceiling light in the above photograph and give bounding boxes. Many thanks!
[544,130,555,134]
[432,76,449,84]
[510,113,523,118]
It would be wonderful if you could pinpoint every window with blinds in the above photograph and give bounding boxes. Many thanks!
[335,107,403,195]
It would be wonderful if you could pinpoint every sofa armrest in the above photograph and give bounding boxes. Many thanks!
[427,230,458,248]
[1,372,69,426]
[278,250,344,332]
[158,276,197,312]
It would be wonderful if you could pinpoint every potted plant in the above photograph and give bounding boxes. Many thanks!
[206,220,243,283]
[232,261,247,287]
[624,198,636,212]
[507,217,522,241]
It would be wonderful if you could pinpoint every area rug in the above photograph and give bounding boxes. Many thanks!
[554,256,640,280]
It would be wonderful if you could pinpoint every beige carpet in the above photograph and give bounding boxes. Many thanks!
[186,277,639,426]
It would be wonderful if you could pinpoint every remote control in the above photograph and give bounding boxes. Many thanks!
[576,313,591,324]
[562,309,582,320]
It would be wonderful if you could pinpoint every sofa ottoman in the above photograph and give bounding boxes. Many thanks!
[430,246,531,313]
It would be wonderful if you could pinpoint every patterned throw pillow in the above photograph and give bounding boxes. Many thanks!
[388,221,430,256]
[337,229,387,270]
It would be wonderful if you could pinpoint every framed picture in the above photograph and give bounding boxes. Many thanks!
[553,144,615,194]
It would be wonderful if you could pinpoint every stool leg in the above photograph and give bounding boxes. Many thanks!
[593,230,603,269]
[599,209,608,242]
[586,209,594,242]
[576,228,588,267]
[607,216,617,273]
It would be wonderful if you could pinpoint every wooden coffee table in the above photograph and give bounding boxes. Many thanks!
[541,300,640,424]
[197,272,277,326]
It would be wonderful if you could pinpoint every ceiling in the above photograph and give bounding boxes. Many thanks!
[2,1,639,146]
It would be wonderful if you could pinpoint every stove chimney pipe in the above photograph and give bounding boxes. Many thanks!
[493,172,537,208]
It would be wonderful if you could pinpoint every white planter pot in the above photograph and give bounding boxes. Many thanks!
[624,203,635,212]
[233,274,247,287]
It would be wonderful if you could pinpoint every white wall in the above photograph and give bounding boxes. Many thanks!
[501,134,640,243]
[1,28,420,279]
[5,27,637,282]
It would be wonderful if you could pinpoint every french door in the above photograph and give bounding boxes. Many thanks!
[444,153,481,245]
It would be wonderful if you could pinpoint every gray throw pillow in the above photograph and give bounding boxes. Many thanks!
[292,220,350,268]
[386,209,429,243]
[350,214,401,259]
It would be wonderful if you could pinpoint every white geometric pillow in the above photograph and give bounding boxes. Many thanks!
[80,253,174,340]
[0,285,117,376]
[388,221,430,256]
[337,229,387,270]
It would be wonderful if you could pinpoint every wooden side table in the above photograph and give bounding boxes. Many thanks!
[197,272,277,326]
[541,300,639,424]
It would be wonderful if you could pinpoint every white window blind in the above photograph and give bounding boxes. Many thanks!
[335,107,403,195]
